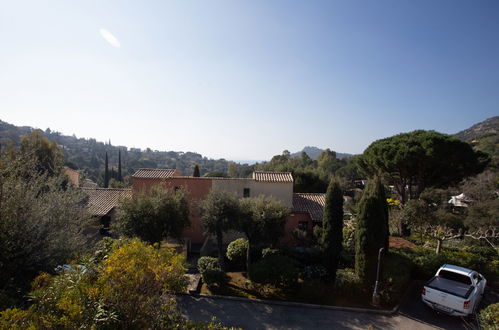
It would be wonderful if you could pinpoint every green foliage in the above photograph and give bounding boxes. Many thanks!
[197,257,221,273]
[226,238,248,268]
[115,184,189,244]
[238,195,289,274]
[379,252,413,306]
[479,302,499,330]
[0,144,88,310]
[199,190,240,268]
[197,257,226,288]
[355,177,389,285]
[319,178,344,281]
[357,130,490,203]
[0,238,191,329]
[333,268,364,298]
[301,265,329,281]
[19,129,64,176]
[250,255,299,288]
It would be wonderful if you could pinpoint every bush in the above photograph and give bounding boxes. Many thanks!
[198,257,226,288]
[379,252,414,306]
[197,257,220,274]
[479,303,499,330]
[301,265,329,281]
[261,248,283,259]
[0,238,190,329]
[226,238,248,268]
[202,269,226,288]
[334,268,365,298]
[250,255,299,288]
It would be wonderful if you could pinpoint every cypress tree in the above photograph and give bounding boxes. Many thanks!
[193,164,200,177]
[118,149,123,182]
[104,152,109,188]
[354,176,389,285]
[320,178,344,282]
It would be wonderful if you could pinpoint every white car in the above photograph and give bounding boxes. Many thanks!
[421,264,486,316]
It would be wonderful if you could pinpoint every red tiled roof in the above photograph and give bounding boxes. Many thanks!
[252,171,293,183]
[132,168,180,179]
[293,193,325,222]
[81,188,132,216]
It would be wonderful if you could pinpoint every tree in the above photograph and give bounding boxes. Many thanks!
[357,130,490,204]
[402,198,463,254]
[118,149,123,181]
[0,145,88,309]
[355,177,389,285]
[0,239,194,329]
[193,164,200,177]
[115,185,189,244]
[19,129,63,176]
[199,190,240,269]
[237,196,288,275]
[319,178,344,282]
[104,152,110,188]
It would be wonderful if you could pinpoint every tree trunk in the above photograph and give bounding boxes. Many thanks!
[435,239,442,255]
[216,230,225,271]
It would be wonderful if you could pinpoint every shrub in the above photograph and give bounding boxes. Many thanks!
[197,257,220,274]
[198,257,226,288]
[261,248,282,259]
[301,265,329,281]
[250,255,299,288]
[202,269,226,288]
[379,252,414,306]
[479,303,499,330]
[0,238,190,329]
[226,238,248,268]
[334,268,365,298]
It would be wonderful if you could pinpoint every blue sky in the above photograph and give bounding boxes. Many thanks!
[0,1,498,161]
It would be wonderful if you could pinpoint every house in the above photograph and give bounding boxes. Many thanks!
[82,187,132,232]
[64,167,80,186]
[131,169,325,247]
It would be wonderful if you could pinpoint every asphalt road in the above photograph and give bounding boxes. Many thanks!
[177,284,498,330]
[177,295,436,330]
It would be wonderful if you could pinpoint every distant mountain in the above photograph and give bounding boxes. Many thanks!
[454,116,499,141]
[454,116,498,169]
[0,120,254,185]
[290,146,353,160]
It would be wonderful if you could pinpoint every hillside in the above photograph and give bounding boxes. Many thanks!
[0,120,254,185]
[454,116,498,168]
[290,146,353,160]
[454,116,499,141]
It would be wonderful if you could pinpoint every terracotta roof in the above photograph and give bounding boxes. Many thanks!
[293,193,325,222]
[252,171,293,183]
[81,188,132,216]
[132,168,180,179]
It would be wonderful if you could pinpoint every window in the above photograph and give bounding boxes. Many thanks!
[298,221,308,231]
[243,188,250,198]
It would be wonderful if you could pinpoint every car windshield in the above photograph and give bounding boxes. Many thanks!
[438,270,472,285]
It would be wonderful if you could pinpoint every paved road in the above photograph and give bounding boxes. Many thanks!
[178,281,497,330]
[177,295,437,330]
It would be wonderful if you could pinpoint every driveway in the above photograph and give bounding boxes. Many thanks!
[177,295,438,330]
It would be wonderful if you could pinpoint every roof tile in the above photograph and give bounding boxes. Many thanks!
[293,193,325,222]
[132,168,179,179]
[252,171,293,183]
[81,188,132,216]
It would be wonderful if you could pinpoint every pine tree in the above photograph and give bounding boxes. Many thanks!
[104,152,110,188]
[320,178,344,282]
[193,164,200,177]
[118,149,123,182]
[355,176,389,285]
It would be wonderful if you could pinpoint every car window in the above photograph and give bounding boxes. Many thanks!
[439,270,472,285]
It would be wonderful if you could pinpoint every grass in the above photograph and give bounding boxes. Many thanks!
[200,272,384,309]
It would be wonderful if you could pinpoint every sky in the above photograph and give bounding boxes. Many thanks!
[0,1,498,161]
